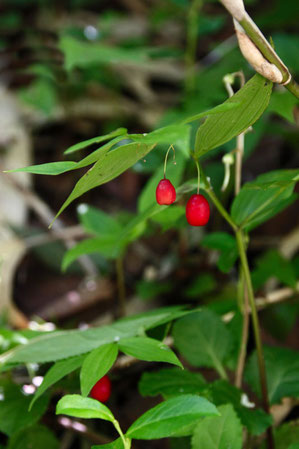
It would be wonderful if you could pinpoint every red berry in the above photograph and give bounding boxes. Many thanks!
[90,375,111,403]
[186,194,210,226]
[156,179,176,205]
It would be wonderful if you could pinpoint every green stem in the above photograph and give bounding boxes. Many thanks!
[236,230,274,449]
[113,420,131,449]
[163,145,175,179]
[235,267,250,388]
[239,15,299,100]
[116,256,126,317]
[286,78,299,99]
[201,169,237,231]
[194,159,201,194]
[185,0,203,95]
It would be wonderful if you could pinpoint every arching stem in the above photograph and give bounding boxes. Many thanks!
[194,158,201,194]
[163,145,175,179]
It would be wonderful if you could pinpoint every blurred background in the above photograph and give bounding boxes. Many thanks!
[0,0,298,447]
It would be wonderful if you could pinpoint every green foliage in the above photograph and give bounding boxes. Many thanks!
[201,232,238,273]
[56,394,115,421]
[118,337,182,367]
[7,425,59,449]
[259,421,299,449]
[126,395,219,439]
[191,404,243,449]
[172,309,232,376]
[64,129,127,155]
[252,250,297,290]
[30,354,85,409]
[139,367,206,398]
[59,35,149,71]
[0,381,49,436]
[0,306,187,364]
[80,344,118,397]
[269,89,298,123]
[53,142,155,222]
[208,380,272,436]
[245,346,299,404]
[194,75,272,157]
[185,274,217,298]
[92,439,123,449]
[231,169,299,231]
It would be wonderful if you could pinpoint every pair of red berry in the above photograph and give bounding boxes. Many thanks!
[156,179,210,226]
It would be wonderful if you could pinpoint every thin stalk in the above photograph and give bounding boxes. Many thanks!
[113,420,131,449]
[286,78,299,99]
[223,71,245,195]
[185,0,203,95]
[214,359,229,380]
[239,14,290,83]
[236,230,274,449]
[163,145,175,179]
[235,269,250,388]
[116,256,126,317]
[201,169,238,231]
[194,158,201,194]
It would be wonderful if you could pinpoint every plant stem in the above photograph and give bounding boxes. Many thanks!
[235,268,250,388]
[185,0,203,95]
[286,78,299,99]
[239,14,290,83]
[194,158,201,194]
[116,256,126,317]
[201,169,237,231]
[113,420,131,449]
[163,145,175,179]
[236,229,274,449]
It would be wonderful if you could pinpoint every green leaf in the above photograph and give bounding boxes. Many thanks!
[126,395,219,439]
[209,380,272,436]
[139,368,206,398]
[268,89,297,124]
[191,404,242,449]
[194,74,272,157]
[5,161,78,176]
[18,79,57,115]
[180,102,241,125]
[245,346,299,404]
[259,421,299,449]
[62,236,122,270]
[231,169,299,231]
[252,250,297,290]
[151,206,185,232]
[130,124,190,146]
[53,142,155,223]
[0,381,49,436]
[118,337,182,368]
[6,136,124,176]
[56,394,114,421]
[78,204,121,236]
[7,425,59,449]
[92,439,124,449]
[0,306,187,364]
[172,309,232,375]
[201,232,238,273]
[29,354,85,410]
[185,274,216,298]
[80,344,118,397]
[64,128,127,155]
[136,280,172,300]
[60,35,149,71]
